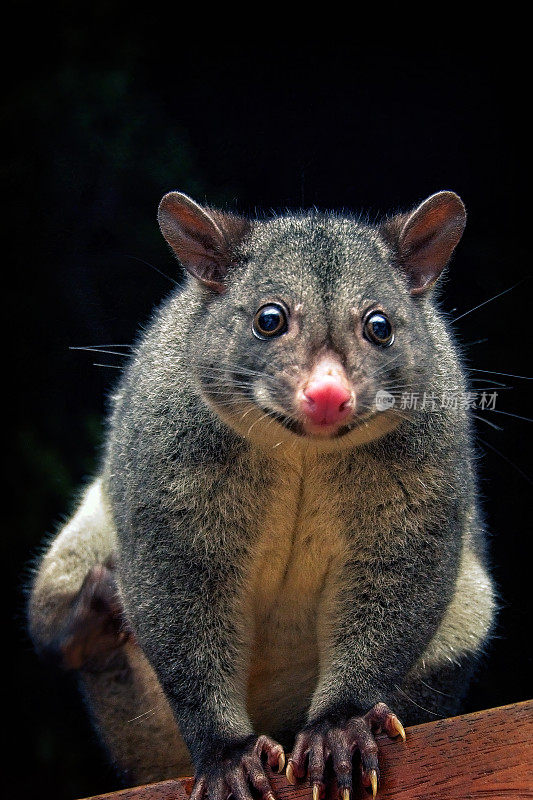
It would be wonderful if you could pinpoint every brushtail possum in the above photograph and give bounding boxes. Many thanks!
[28,190,496,798]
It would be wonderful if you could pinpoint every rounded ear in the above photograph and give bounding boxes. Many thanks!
[382,191,467,295]
[157,192,250,292]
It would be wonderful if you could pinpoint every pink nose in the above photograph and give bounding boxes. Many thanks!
[301,379,352,426]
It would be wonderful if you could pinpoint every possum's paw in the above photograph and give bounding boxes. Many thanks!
[190,734,285,800]
[45,564,132,671]
[286,702,405,799]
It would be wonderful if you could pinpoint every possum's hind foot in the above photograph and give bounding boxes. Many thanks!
[189,734,285,800]
[286,702,405,799]
[45,563,132,671]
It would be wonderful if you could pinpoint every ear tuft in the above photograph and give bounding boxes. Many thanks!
[382,191,466,295]
[157,192,250,292]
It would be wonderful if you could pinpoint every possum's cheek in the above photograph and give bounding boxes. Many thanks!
[253,380,275,411]
[251,379,296,420]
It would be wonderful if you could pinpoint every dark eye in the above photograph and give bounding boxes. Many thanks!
[252,303,289,339]
[363,311,394,347]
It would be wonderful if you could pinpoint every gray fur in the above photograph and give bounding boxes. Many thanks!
[29,193,495,787]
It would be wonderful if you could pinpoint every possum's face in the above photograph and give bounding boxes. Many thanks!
[192,218,419,450]
[158,191,466,451]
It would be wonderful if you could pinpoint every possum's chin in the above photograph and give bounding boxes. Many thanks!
[301,419,364,438]
[269,411,353,439]
[204,392,401,451]
[266,408,396,443]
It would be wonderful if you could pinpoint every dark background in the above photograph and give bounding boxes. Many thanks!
[5,15,531,800]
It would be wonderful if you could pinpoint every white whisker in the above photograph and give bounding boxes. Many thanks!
[451,280,524,323]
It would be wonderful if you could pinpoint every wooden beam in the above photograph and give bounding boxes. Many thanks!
[81,700,533,800]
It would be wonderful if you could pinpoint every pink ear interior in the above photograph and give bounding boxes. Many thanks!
[158,192,249,292]
[387,191,467,295]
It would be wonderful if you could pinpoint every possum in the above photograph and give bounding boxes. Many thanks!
[28,190,496,798]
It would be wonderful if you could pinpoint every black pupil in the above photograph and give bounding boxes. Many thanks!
[370,314,391,341]
[259,307,282,333]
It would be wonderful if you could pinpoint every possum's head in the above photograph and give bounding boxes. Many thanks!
[158,191,466,452]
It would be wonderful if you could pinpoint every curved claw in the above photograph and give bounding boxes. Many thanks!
[289,703,403,798]
[286,761,297,785]
[390,715,406,742]
[277,752,286,773]
[369,769,378,799]
[191,735,283,800]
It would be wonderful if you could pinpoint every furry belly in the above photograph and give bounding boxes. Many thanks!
[246,616,319,739]
[245,452,346,739]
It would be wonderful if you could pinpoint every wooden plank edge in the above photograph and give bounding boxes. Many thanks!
[80,700,533,800]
